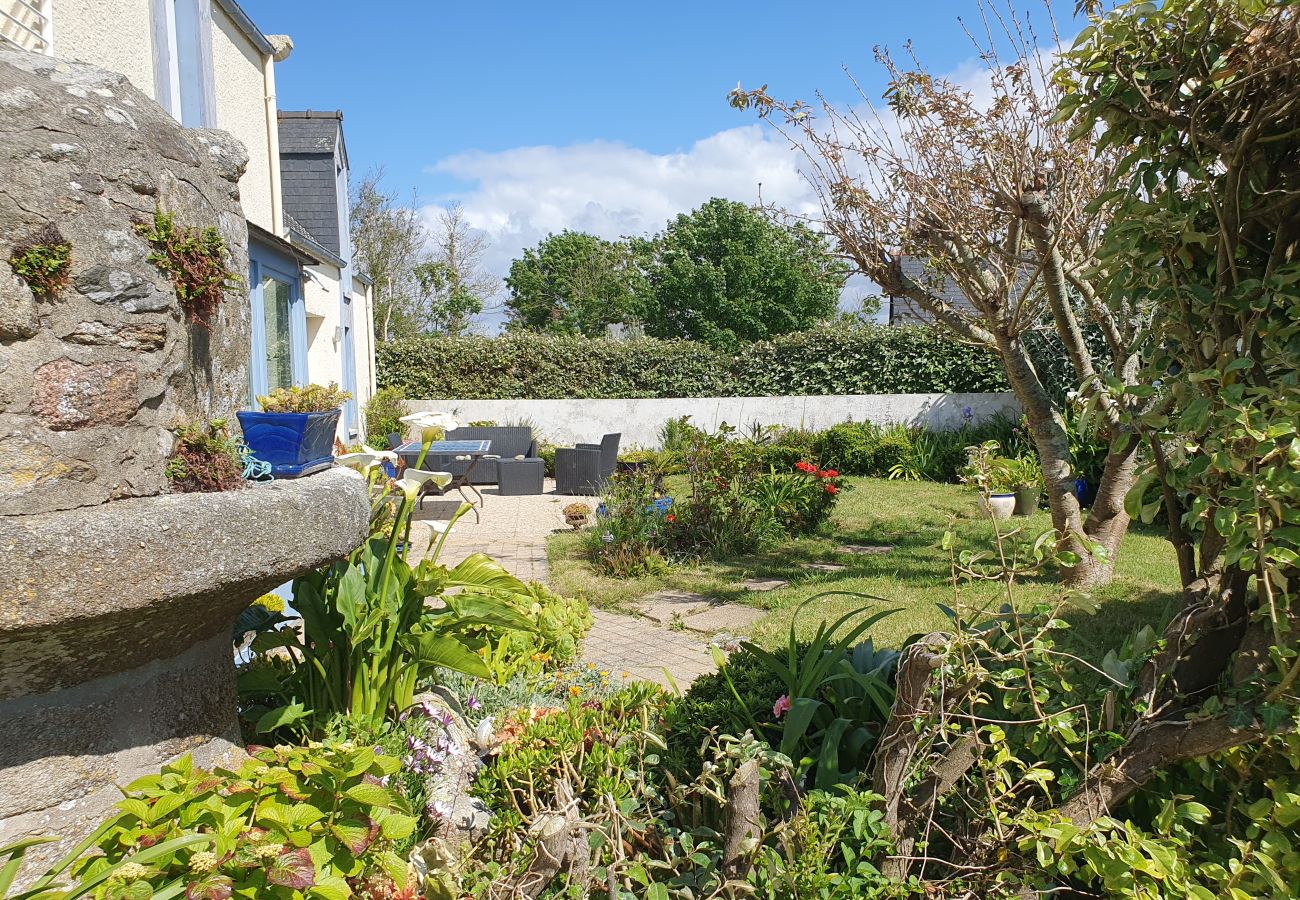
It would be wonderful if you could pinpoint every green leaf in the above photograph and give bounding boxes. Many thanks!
[254,703,312,736]
[414,633,489,678]
[343,782,392,808]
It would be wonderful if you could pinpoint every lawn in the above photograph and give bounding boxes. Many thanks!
[548,476,1182,659]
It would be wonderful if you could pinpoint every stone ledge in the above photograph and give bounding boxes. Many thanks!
[0,466,370,698]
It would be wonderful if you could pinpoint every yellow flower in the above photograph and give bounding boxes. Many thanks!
[586,662,596,670]
[599,670,610,677]
[189,851,219,873]
[530,652,551,663]
[254,842,285,860]
[568,685,582,696]
[113,862,151,882]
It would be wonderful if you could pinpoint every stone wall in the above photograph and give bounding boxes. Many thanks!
[0,49,251,516]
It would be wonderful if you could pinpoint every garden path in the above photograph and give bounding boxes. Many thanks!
[408,481,758,688]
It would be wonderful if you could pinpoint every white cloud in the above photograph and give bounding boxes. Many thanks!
[419,125,840,328]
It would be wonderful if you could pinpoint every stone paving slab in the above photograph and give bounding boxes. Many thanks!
[741,578,788,592]
[805,562,847,573]
[682,603,767,634]
[584,609,719,688]
[835,544,895,556]
[637,589,714,623]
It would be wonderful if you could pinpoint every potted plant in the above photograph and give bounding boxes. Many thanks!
[237,383,351,479]
[617,448,653,475]
[563,502,592,529]
[1005,455,1043,516]
[962,440,1017,521]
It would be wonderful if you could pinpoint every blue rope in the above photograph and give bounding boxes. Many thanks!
[238,442,273,481]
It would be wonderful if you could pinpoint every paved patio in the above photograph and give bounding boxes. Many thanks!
[406,479,766,688]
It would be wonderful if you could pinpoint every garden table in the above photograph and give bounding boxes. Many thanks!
[395,439,492,521]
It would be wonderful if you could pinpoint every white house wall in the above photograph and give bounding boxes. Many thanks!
[51,0,157,101]
[209,2,274,232]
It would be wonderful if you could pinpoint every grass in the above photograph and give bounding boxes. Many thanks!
[547,477,1182,660]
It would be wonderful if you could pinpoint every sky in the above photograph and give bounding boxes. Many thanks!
[244,1,1075,324]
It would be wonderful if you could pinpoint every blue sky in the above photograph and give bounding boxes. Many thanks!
[245,1,1073,315]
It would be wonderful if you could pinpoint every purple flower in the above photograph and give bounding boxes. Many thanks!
[466,696,482,712]
[962,405,974,423]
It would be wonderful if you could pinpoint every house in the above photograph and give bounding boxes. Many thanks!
[1,0,377,442]
[887,256,981,326]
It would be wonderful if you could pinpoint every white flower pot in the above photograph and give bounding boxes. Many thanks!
[980,493,1016,521]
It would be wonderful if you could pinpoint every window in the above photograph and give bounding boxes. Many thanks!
[248,246,307,402]
[152,0,214,127]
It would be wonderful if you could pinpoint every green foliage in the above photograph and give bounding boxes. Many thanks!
[475,581,594,684]
[584,468,670,577]
[718,598,899,789]
[376,325,1007,400]
[662,650,782,779]
[363,387,408,443]
[134,208,239,327]
[257,382,352,414]
[8,223,71,299]
[505,229,649,335]
[2,746,415,900]
[165,418,244,493]
[637,198,848,349]
[238,478,535,738]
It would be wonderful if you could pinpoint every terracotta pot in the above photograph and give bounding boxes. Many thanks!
[1013,485,1041,516]
[980,492,1016,521]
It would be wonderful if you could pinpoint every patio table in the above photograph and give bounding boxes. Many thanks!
[396,439,492,520]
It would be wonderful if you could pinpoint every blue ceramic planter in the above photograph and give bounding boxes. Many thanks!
[237,408,340,479]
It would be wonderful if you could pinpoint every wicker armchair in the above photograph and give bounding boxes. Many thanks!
[554,433,620,495]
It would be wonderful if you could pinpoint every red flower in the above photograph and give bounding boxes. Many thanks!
[795,461,816,473]
[825,484,838,495]
[823,469,839,478]
[665,513,676,523]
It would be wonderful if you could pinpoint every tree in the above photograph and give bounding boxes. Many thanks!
[1061,0,1300,814]
[425,203,496,335]
[349,168,428,342]
[504,230,648,335]
[638,198,847,350]
[730,9,1141,589]
[350,174,496,339]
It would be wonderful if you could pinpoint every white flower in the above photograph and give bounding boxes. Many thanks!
[396,469,452,500]
[399,411,460,432]
[336,444,398,473]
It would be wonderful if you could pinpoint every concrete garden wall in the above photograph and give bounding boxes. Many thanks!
[408,392,1021,448]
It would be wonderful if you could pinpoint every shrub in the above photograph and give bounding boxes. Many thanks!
[376,325,1008,399]
[476,582,593,684]
[363,386,407,443]
[50,745,417,900]
[584,468,669,577]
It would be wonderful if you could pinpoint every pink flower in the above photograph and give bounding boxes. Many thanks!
[773,694,791,719]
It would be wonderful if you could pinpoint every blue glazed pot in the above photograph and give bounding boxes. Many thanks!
[237,408,340,479]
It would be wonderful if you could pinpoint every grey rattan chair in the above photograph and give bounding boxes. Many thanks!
[554,433,620,495]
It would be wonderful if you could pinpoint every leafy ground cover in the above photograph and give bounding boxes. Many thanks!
[548,476,1181,657]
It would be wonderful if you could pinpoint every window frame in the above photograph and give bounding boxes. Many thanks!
[150,0,216,128]
[248,252,308,405]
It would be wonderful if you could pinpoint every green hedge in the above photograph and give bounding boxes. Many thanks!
[376,326,1008,399]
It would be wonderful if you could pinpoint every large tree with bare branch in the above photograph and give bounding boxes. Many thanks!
[730,6,1143,589]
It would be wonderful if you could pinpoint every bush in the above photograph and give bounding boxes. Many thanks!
[55,745,417,899]
[663,650,782,779]
[363,386,407,443]
[377,325,1008,399]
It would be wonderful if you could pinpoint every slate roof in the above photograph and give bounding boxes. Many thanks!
[278,111,347,257]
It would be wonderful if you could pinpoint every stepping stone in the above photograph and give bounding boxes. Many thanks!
[805,562,847,573]
[741,578,788,592]
[836,544,895,556]
[637,589,713,623]
[683,604,767,634]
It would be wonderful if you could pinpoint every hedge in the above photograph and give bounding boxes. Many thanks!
[376,326,1009,399]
